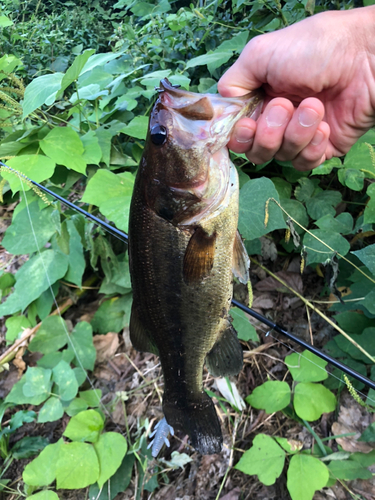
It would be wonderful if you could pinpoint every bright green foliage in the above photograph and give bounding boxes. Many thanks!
[29,316,68,354]
[22,73,64,118]
[2,155,55,194]
[352,244,375,275]
[68,322,96,371]
[328,459,372,480]
[94,432,128,488]
[23,440,62,486]
[287,455,329,500]
[285,350,328,382]
[235,434,285,485]
[246,381,291,413]
[63,410,104,443]
[40,128,87,175]
[56,442,99,489]
[38,397,64,424]
[27,491,59,500]
[5,315,31,343]
[230,307,258,342]
[294,383,336,421]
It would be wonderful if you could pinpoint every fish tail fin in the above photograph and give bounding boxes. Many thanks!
[163,392,222,455]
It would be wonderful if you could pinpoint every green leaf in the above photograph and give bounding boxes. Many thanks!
[303,230,350,265]
[359,422,375,442]
[63,409,104,443]
[121,115,149,140]
[285,350,328,382]
[56,441,99,489]
[351,450,375,466]
[362,288,375,314]
[294,383,336,421]
[27,491,59,500]
[29,316,68,355]
[53,360,79,401]
[68,321,96,371]
[91,296,132,334]
[344,141,375,175]
[352,244,375,275]
[81,130,102,166]
[217,31,248,53]
[334,311,375,334]
[310,157,342,176]
[66,398,88,417]
[328,459,372,480]
[23,440,62,486]
[59,49,96,94]
[334,327,375,363]
[185,51,232,71]
[305,191,342,220]
[11,436,49,460]
[94,432,128,488]
[238,177,286,240]
[235,434,285,485]
[2,155,55,194]
[0,15,13,27]
[280,199,309,235]
[79,389,102,407]
[23,73,64,118]
[5,315,31,343]
[271,177,292,200]
[64,219,85,286]
[38,396,64,423]
[23,367,52,398]
[5,377,49,406]
[230,307,258,342]
[338,168,365,191]
[294,178,315,202]
[274,437,302,453]
[315,213,353,235]
[0,249,69,316]
[364,183,375,223]
[89,453,135,500]
[3,203,57,255]
[40,127,86,174]
[246,381,291,413]
[80,53,121,77]
[287,454,329,500]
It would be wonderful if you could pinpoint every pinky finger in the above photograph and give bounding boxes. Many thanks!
[292,122,330,171]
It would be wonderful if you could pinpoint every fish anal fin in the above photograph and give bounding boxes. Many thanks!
[129,303,158,355]
[232,230,250,284]
[183,227,216,284]
[176,97,214,121]
[205,322,243,377]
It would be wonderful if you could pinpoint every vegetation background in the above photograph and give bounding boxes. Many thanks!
[1,0,375,499]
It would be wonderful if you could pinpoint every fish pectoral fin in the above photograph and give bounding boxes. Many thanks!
[183,226,216,284]
[129,303,159,355]
[232,230,250,284]
[205,321,243,377]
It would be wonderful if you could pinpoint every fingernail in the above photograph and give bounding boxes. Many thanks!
[299,108,319,128]
[234,126,254,144]
[311,130,324,146]
[265,106,289,128]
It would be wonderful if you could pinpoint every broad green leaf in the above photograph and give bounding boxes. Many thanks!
[80,52,121,76]
[29,316,68,354]
[359,422,375,442]
[315,212,353,235]
[2,154,55,194]
[81,130,102,166]
[246,381,291,413]
[351,449,375,466]
[294,383,336,421]
[53,360,79,401]
[274,437,302,453]
[334,311,375,334]
[38,396,64,423]
[64,219,85,286]
[68,321,96,371]
[185,51,232,72]
[305,191,342,220]
[5,315,31,343]
[23,367,52,398]
[352,244,375,275]
[0,55,22,79]
[294,178,315,202]
[344,141,375,175]
[94,432,128,488]
[66,398,88,417]
[235,434,285,485]
[303,230,350,265]
[310,157,342,176]
[63,409,104,443]
[121,115,149,139]
[334,327,375,363]
[59,49,96,94]
[5,377,49,406]
[238,177,286,240]
[23,440,62,486]
[364,183,375,223]
[56,441,99,489]
[285,350,328,382]
[89,453,135,500]
[230,307,258,342]
[287,454,329,500]
[99,195,132,233]
[79,389,102,407]
[11,435,48,459]
[271,177,292,199]
[2,203,56,255]
[37,350,74,369]
[27,491,59,500]
[217,31,248,53]
[40,127,86,174]
[92,296,132,334]
[23,73,64,118]
[338,168,365,191]
[362,288,375,314]
[280,199,309,235]
[0,15,13,27]
[328,459,372,480]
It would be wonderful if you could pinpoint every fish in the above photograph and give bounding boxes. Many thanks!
[128,78,262,455]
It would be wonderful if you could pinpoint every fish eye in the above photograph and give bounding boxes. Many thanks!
[151,125,167,146]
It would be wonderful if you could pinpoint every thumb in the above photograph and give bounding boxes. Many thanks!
[218,37,266,97]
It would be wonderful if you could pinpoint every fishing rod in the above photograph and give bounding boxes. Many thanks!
[1,160,375,392]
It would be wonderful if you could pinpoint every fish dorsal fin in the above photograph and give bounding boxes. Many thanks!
[129,303,159,355]
[205,320,243,377]
[232,230,250,284]
[183,226,216,284]
[176,97,214,121]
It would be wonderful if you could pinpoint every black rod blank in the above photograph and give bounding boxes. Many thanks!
[2,161,374,392]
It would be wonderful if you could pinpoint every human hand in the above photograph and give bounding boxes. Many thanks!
[218,7,375,170]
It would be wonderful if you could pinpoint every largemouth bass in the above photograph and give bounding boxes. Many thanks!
[128,78,262,455]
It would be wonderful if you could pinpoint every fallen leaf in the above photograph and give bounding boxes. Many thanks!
[255,271,303,294]
[93,332,119,363]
